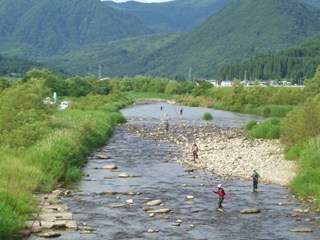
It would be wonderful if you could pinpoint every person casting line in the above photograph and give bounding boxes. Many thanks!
[214,184,225,211]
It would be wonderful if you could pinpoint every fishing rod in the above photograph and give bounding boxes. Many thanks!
[169,103,227,201]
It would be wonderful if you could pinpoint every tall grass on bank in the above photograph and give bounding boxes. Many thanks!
[244,118,281,139]
[290,137,320,207]
[0,93,129,239]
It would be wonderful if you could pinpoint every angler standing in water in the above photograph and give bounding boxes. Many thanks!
[214,184,226,211]
[252,170,260,192]
[163,113,170,132]
[192,143,199,161]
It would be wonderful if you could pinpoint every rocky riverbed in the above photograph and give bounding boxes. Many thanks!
[122,121,297,186]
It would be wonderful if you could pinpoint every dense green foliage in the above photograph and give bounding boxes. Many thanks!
[290,138,320,206]
[0,54,45,77]
[0,79,52,149]
[174,84,302,117]
[216,32,320,83]
[245,118,281,139]
[104,0,230,33]
[0,77,129,239]
[22,69,112,97]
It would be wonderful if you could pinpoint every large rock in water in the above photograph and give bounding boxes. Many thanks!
[147,208,170,214]
[146,200,162,206]
[240,208,261,214]
[100,165,118,170]
[289,228,313,232]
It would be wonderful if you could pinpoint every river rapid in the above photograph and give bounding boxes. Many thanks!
[30,102,320,240]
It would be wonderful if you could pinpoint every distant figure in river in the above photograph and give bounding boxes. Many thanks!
[163,113,170,131]
[160,106,163,111]
[180,108,183,115]
[252,170,260,192]
[214,184,225,211]
[192,143,199,161]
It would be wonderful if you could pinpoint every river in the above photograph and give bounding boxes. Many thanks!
[29,102,320,240]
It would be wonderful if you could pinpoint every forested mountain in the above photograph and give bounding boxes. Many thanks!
[215,32,320,83]
[302,0,320,7]
[47,32,182,77]
[0,0,151,55]
[0,54,42,77]
[140,0,320,78]
[0,54,66,77]
[103,0,231,33]
[1,0,320,79]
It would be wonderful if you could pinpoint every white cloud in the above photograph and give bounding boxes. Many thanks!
[104,0,174,3]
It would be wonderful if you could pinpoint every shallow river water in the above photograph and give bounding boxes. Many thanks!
[30,102,320,240]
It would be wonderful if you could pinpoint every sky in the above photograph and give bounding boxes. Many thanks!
[106,0,174,3]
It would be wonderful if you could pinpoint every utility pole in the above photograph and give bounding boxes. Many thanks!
[98,64,102,80]
[188,65,192,81]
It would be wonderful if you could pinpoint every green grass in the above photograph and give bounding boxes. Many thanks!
[0,94,130,239]
[243,120,258,130]
[288,138,320,208]
[246,118,281,139]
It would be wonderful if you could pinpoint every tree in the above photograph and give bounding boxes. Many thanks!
[303,65,320,98]
[192,80,213,97]
[164,80,180,94]
[0,78,52,148]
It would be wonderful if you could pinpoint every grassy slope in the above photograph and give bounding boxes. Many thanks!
[0,93,130,239]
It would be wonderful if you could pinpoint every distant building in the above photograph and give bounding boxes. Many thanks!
[206,79,219,87]
[267,79,278,86]
[260,80,268,86]
[221,80,233,86]
[281,80,291,85]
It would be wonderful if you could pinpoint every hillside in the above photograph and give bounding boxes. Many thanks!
[0,0,151,55]
[104,0,231,33]
[215,32,320,83]
[140,0,320,78]
[46,32,182,77]
[303,0,320,7]
[0,54,67,78]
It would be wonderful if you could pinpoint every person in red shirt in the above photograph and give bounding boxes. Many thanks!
[214,184,225,211]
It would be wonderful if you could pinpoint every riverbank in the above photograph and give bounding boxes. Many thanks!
[123,121,297,186]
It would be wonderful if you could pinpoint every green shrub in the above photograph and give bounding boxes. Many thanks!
[244,120,257,130]
[281,95,320,148]
[247,118,281,139]
[242,104,255,114]
[203,112,213,120]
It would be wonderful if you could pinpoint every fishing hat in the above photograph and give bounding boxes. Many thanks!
[217,184,221,188]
